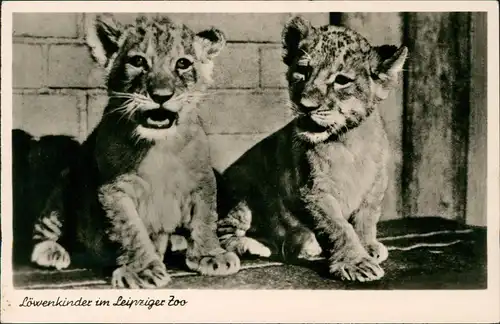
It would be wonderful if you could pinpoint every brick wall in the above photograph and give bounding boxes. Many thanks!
[12,12,329,171]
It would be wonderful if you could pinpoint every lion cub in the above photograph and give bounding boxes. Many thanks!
[217,16,407,282]
[30,14,240,288]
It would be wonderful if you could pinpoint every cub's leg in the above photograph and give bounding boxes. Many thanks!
[151,231,169,259]
[185,191,241,276]
[350,204,388,264]
[218,200,272,258]
[99,175,170,289]
[304,193,384,282]
[31,175,71,270]
[350,172,388,264]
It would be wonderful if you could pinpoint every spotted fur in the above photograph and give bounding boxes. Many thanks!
[217,16,407,282]
[31,14,240,288]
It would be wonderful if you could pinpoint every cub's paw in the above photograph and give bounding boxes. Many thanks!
[330,256,384,282]
[365,241,389,264]
[112,261,170,289]
[283,229,322,261]
[195,252,241,276]
[297,235,322,261]
[223,236,272,258]
[243,238,272,257]
[170,234,188,252]
[31,241,71,270]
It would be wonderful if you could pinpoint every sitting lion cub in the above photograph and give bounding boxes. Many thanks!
[217,16,407,282]
[30,14,240,288]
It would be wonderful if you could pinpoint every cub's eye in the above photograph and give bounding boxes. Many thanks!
[176,58,193,71]
[128,55,148,69]
[335,74,354,86]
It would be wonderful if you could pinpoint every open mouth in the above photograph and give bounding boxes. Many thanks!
[137,108,178,129]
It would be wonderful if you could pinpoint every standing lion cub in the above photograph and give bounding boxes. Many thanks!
[217,16,408,282]
[30,14,240,288]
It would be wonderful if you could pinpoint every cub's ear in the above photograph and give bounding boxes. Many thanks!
[194,28,226,62]
[371,45,408,99]
[86,14,124,67]
[282,16,313,66]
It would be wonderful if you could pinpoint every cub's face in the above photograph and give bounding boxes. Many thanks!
[282,16,408,143]
[87,15,225,140]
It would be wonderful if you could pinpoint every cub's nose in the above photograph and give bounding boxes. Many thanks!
[150,89,174,105]
[300,97,320,111]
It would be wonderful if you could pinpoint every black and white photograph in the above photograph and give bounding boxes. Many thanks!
[1,1,499,323]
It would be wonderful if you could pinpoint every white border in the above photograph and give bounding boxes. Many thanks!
[2,1,499,323]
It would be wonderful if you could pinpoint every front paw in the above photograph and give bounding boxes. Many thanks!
[330,256,384,282]
[192,252,241,276]
[365,241,388,264]
[170,234,188,252]
[112,261,171,289]
[222,236,272,258]
[31,241,71,270]
[283,229,322,261]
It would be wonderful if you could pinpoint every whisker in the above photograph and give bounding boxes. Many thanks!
[109,92,135,99]
[109,91,151,102]
[131,129,142,145]
[113,101,138,124]
[134,93,150,101]
[104,107,128,118]
[105,106,125,116]
[116,106,130,124]
[126,102,140,121]
[106,98,135,115]
[287,101,306,117]
[134,132,142,146]
[300,48,313,61]
[108,95,135,99]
